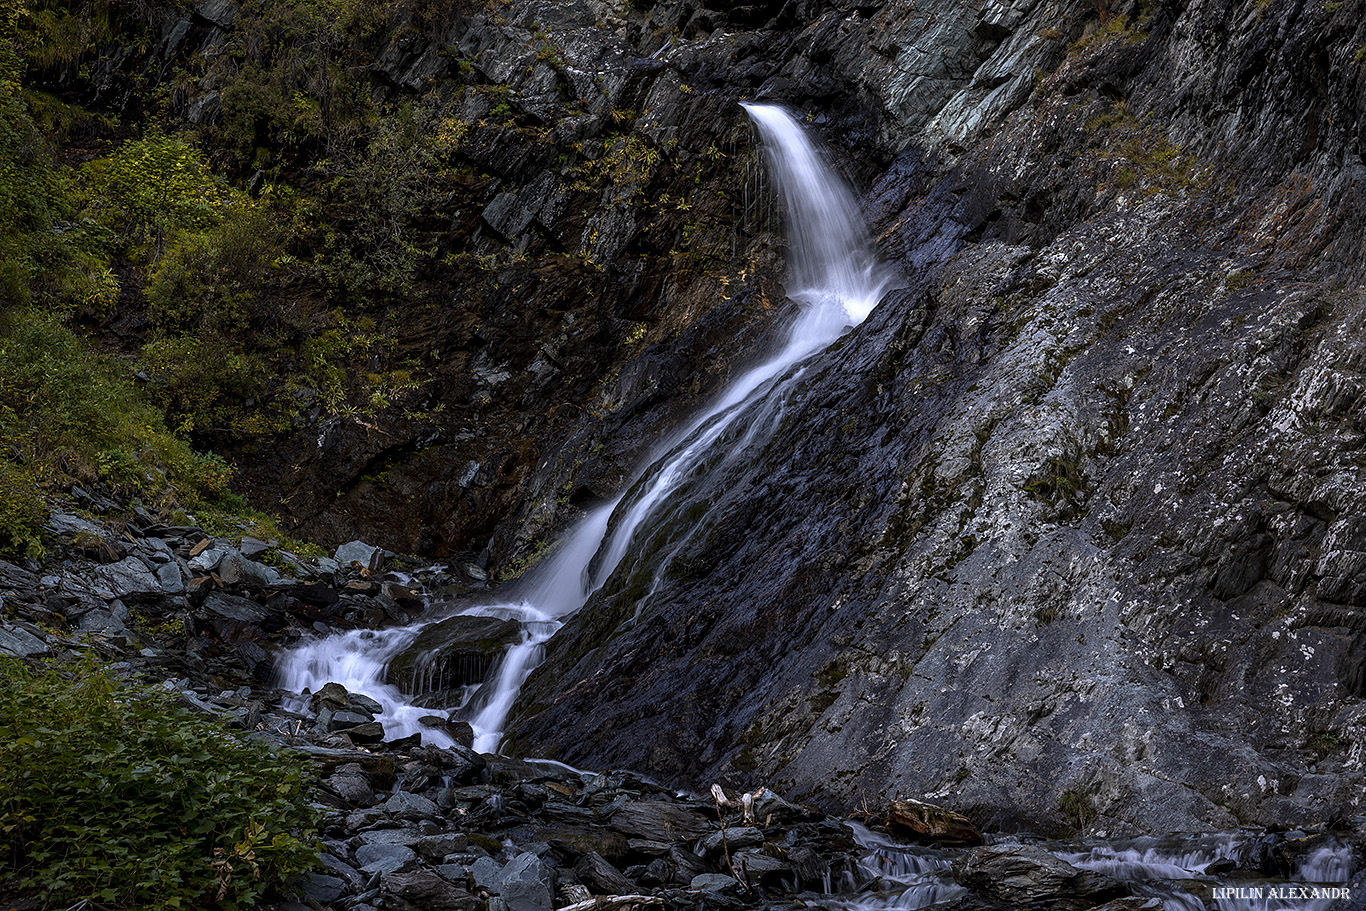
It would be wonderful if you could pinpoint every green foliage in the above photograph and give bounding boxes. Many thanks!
[0,63,115,314]
[148,201,282,335]
[1058,787,1097,831]
[304,312,427,414]
[0,461,47,561]
[81,131,227,262]
[0,657,321,909]
[0,308,234,522]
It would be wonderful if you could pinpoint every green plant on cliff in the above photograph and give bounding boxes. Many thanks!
[0,657,321,909]
[1058,787,1098,832]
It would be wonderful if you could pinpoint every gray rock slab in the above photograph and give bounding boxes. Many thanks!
[384,790,440,820]
[201,591,267,622]
[690,874,739,892]
[335,540,382,570]
[355,842,417,874]
[156,561,185,594]
[92,557,162,601]
[300,872,346,904]
[357,828,424,847]
[0,622,48,657]
[500,852,552,911]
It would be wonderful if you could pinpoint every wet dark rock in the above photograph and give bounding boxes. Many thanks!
[385,790,441,820]
[575,850,638,895]
[335,540,384,572]
[326,772,377,808]
[300,872,347,903]
[499,851,554,911]
[358,828,425,847]
[356,842,418,874]
[609,801,712,841]
[689,873,740,893]
[415,832,469,861]
[953,845,1130,909]
[201,592,267,622]
[698,828,764,856]
[380,868,482,911]
[386,615,522,700]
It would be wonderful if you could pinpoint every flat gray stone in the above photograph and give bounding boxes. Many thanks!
[93,557,161,601]
[218,552,281,587]
[188,545,230,572]
[239,536,273,557]
[335,540,382,570]
[415,833,468,860]
[384,790,440,820]
[699,826,763,855]
[471,856,505,891]
[0,622,48,657]
[202,591,267,622]
[78,609,128,635]
[300,873,346,903]
[46,511,107,538]
[156,561,185,594]
[500,852,552,911]
[358,828,424,846]
[690,874,739,892]
[328,710,374,731]
[355,843,417,874]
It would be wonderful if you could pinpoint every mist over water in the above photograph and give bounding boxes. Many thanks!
[276,102,891,755]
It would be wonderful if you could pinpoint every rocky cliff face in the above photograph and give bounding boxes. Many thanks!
[66,0,1366,835]
[501,0,1366,836]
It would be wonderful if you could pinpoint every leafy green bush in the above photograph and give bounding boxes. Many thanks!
[0,462,46,561]
[0,658,321,909]
[80,131,227,262]
[0,308,234,512]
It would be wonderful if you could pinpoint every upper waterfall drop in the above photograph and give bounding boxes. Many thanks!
[740,102,890,326]
[275,101,894,755]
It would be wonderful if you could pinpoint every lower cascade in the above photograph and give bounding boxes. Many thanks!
[276,100,890,753]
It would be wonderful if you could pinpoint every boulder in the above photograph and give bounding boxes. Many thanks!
[92,557,162,602]
[380,869,482,911]
[608,801,711,841]
[356,842,418,874]
[385,790,441,820]
[953,845,1130,910]
[500,852,553,911]
[385,614,522,699]
[335,540,383,571]
[698,827,763,855]
[886,798,984,846]
[575,851,636,895]
[217,552,280,587]
[0,622,48,658]
[689,874,739,892]
[201,592,267,622]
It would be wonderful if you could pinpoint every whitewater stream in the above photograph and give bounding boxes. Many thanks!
[274,104,1356,911]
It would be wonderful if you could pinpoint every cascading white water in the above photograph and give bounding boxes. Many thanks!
[1052,834,1355,911]
[276,101,892,754]
[827,823,965,911]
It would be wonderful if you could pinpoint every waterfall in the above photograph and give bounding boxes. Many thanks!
[276,102,892,754]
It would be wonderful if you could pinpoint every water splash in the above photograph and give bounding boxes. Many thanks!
[276,102,892,753]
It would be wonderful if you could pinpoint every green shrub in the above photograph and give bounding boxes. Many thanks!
[0,657,321,909]
[0,308,235,511]
[0,462,46,561]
